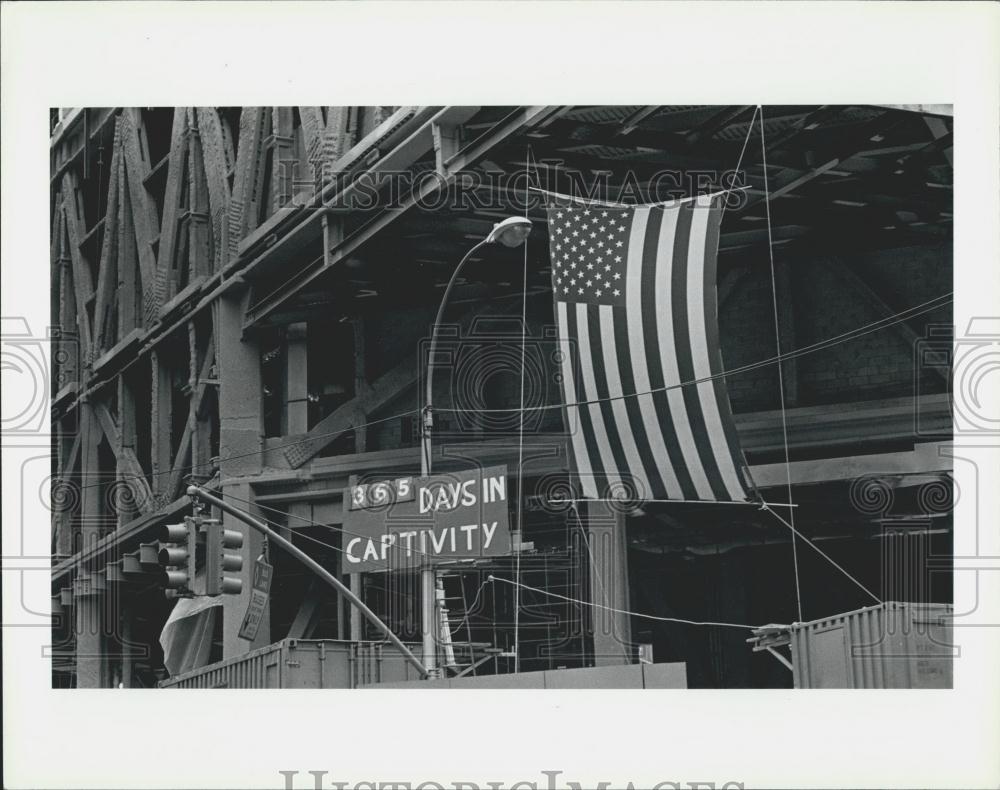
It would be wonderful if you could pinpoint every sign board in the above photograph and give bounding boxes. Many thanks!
[341,465,512,573]
[237,558,273,641]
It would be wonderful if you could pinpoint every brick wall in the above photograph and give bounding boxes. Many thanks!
[719,243,952,413]
[719,268,780,413]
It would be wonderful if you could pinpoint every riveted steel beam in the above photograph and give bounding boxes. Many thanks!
[242,106,562,331]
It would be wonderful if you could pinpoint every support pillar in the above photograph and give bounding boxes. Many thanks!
[218,481,270,658]
[351,318,367,452]
[74,402,104,687]
[217,289,269,657]
[349,574,362,641]
[585,500,633,666]
[284,321,311,541]
[285,321,309,435]
[53,415,76,558]
[120,603,133,688]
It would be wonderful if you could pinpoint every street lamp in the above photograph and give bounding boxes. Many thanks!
[422,215,533,475]
[486,215,534,247]
[419,215,532,677]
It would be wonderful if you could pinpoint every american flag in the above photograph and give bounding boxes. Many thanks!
[547,195,750,502]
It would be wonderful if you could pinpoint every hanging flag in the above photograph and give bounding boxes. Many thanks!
[547,194,750,503]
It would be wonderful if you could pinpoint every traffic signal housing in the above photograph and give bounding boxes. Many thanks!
[157,519,197,597]
[205,520,244,596]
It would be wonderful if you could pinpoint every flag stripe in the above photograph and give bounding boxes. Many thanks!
[642,208,698,499]
[702,200,750,496]
[653,208,714,499]
[599,304,655,500]
[628,208,688,499]
[622,208,682,499]
[564,301,610,496]
[556,301,598,498]
[669,206,730,501]
[686,199,747,500]
[587,303,634,495]
[574,301,623,494]
[641,208,700,500]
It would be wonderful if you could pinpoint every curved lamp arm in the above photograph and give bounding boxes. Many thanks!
[424,237,491,418]
[421,216,531,477]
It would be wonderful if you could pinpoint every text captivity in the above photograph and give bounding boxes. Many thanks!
[341,466,511,572]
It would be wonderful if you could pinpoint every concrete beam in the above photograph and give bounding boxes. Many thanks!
[751,440,951,487]
[243,412,952,499]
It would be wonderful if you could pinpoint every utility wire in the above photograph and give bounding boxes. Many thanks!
[720,105,759,222]
[59,289,950,496]
[487,575,761,630]
[202,477,886,616]
[762,503,882,607]
[759,105,804,623]
[79,441,883,625]
[434,291,951,415]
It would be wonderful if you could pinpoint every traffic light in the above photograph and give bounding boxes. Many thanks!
[205,520,244,596]
[157,519,197,597]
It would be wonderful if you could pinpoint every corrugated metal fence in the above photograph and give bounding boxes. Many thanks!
[791,602,953,688]
[158,638,688,689]
[159,639,422,689]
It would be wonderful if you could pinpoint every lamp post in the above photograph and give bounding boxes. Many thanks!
[420,215,532,678]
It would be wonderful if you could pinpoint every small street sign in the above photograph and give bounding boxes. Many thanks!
[237,558,273,641]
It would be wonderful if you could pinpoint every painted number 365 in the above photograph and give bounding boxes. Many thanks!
[351,477,413,510]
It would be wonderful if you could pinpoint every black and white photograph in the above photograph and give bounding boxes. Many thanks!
[44,101,958,691]
[3,3,999,789]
